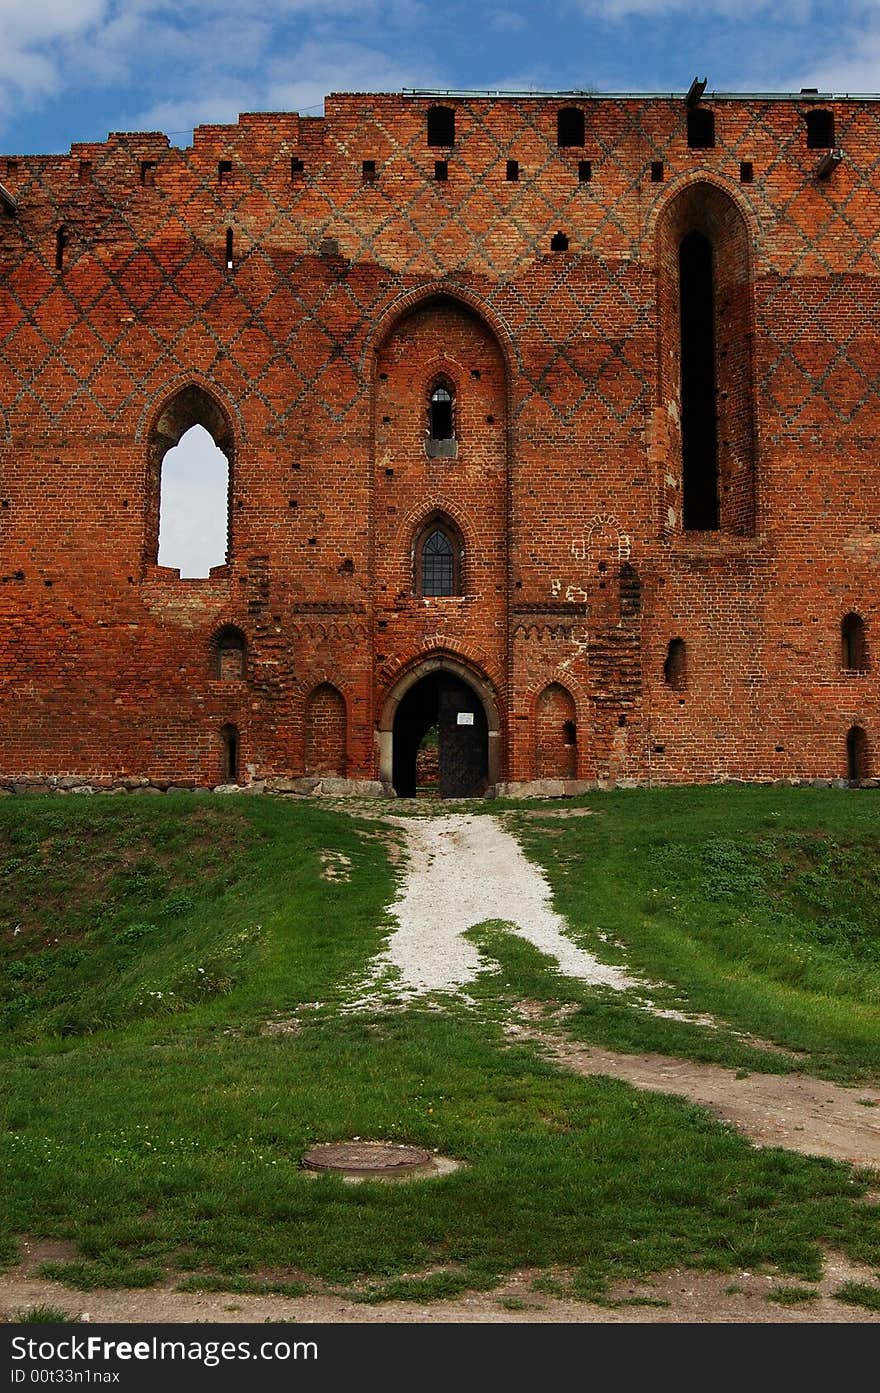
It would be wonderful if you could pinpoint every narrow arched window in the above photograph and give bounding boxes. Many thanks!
[680,231,719,530]
[158,424,229,576]
[841,613,867,671]
[416,519,462,597]
[149,386,233,577]
[664,638,687,690]
[557,107,584,147]
[213,625,246,680]
[429,384,453,439]
[846,725,869,781]
[427,106,455,147]
[220,723,239,782]
[806,109,835,149]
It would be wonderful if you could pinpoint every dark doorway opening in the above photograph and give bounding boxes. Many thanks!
[393,671,489,798]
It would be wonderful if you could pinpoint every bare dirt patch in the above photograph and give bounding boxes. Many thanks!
[507,1012,880,1170]
[2,1251,878,1324]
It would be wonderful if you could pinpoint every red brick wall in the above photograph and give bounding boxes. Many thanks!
[0,94,877,789]
[305,683,347,776]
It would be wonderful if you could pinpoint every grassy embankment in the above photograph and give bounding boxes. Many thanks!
[0,788,878,1305]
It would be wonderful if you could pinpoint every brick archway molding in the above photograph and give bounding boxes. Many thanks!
[377,656,502,793]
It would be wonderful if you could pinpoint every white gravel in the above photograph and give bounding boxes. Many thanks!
[357,813,638,1001]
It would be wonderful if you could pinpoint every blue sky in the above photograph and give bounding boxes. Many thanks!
[1,1,878,157]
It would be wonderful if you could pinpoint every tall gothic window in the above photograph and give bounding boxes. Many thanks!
[415,518,462,597]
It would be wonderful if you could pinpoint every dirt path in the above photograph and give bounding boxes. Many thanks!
[508,1011,880,1169]
[2,1245,878,1324]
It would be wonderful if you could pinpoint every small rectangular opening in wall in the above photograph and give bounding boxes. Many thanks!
[6,159,17,177]
[578,160,592,183]
[434,160,448,182]
[290,156,304,179]
[506,159,519,181]
[225,227,234,270]
[78,160,92,182]
[140,160,157,186]
[687,107,715,149]
[650,160,664,183]
[740,160,754,183]
[362,159,377,183]
[218,160,232,184]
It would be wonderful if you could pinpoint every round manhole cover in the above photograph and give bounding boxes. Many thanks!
[302,1141,433,1176]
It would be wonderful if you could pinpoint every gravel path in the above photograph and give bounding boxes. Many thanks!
[359,813,637,1000]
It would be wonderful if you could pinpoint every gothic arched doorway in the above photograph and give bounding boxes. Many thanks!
[379,659,499,798]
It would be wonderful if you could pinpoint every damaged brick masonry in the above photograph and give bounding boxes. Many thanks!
[0,90,876,797]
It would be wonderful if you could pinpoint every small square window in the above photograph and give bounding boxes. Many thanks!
[650,160,664,183]
[740,161,754,184]
[434,160,448,182]
[506,159,519,181]
[578,160,592,183]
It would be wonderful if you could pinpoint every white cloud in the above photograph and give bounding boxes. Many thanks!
[0,0,432,134]
[569,0,810,16]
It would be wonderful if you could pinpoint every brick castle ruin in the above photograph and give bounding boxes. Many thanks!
[0,89,876,797]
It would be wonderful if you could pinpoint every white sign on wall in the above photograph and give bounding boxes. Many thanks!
[456,712,475,726]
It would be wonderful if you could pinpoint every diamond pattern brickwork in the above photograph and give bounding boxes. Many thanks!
[0,93,878,788]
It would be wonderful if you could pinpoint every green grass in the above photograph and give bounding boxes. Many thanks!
[833,1281,880,1312]
[1,789,879,1304]
[766,1285,819,1305]
[506,786,880,1081]
[10,1305,76,1323]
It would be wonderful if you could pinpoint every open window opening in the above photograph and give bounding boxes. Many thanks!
[846,725,869,781]
[415,516,463,597]
[55,226,67,271]
[426,379,457,457]
[663,637,687,690]
[680,231,719,530]
[213,625,246,680]
[150,386,233,577]
[806,109,835,148]
[841,613,868,671]
[550,230,570,251]
[427,105,455,147]
[687,107,715,149]
[506,159,519,181]
[557,107,585,147]
[225,227,234,271]
[429,382,453,440]
[220,723,239,782]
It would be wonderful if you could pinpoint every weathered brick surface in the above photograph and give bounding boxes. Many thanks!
[0,93,877,789]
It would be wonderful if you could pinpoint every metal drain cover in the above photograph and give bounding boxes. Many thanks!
[302,1141,433,1176]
